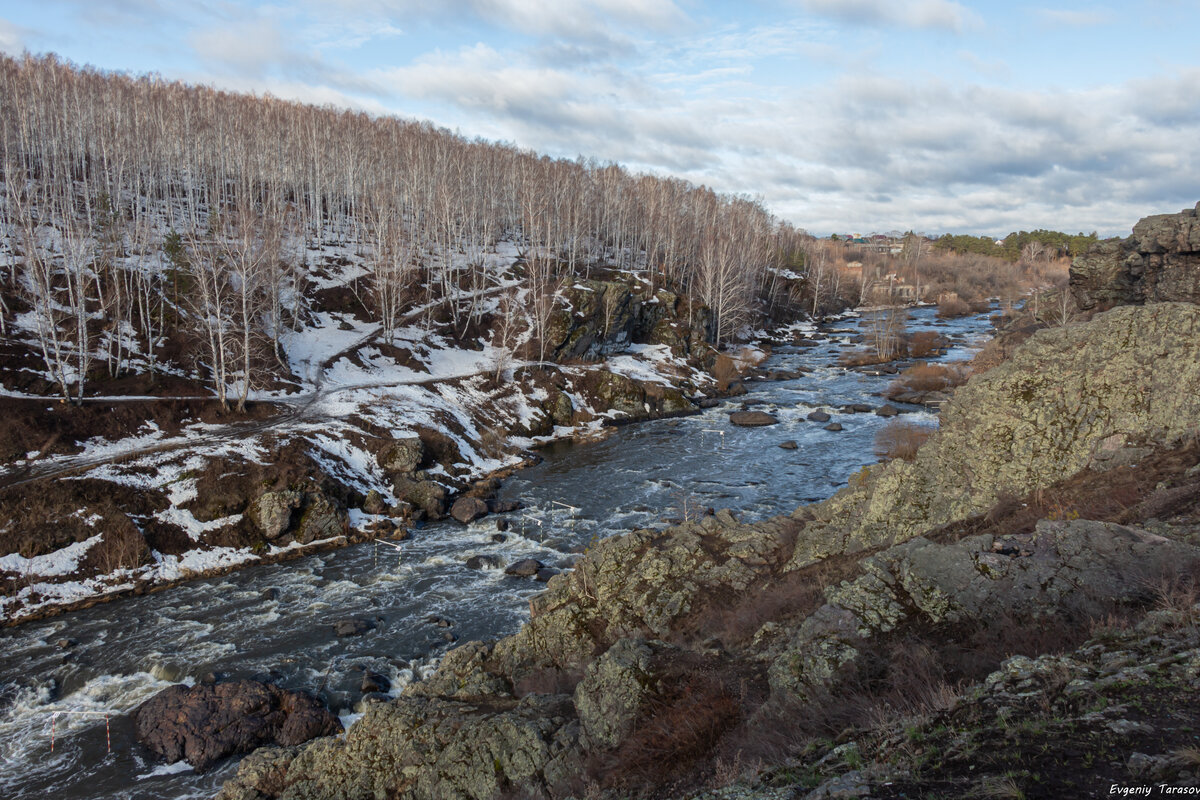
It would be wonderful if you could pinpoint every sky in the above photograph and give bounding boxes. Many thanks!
[1,0,1198,237]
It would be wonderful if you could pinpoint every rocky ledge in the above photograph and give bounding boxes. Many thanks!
[1072,201,1200,310]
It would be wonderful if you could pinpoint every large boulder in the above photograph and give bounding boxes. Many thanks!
[377,437,424,476]
[450,497,489,524]
[505,558,545,577]
[1071,202,1200,310]
[729,410,778,427]
[133,680,341,772]
[293,492,347,544]
[392,477,447,520]
[216,693,580,800]
[573,638,656,749]
[250,491,303,540]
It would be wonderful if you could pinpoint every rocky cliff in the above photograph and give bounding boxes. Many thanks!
[1071,201,1200,310]
[218,204,1200,800]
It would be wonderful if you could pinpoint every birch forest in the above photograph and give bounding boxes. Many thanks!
[0,54,812,407]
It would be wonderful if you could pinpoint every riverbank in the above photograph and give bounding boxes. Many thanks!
[0,305,998,800]
[0,248,806,626]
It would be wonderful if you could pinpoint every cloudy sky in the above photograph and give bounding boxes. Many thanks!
[2,0,1198,236]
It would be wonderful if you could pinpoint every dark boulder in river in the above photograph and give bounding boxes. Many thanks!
[132,680,341,771]
[466,554,503,570]
[332,618,374,637]
[505,558,545,577]
[728,410,779,427]
[450,496,489,524]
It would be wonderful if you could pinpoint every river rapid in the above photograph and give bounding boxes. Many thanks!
[0,306,994,800]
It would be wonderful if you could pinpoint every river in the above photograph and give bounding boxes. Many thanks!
[0,305,994,800]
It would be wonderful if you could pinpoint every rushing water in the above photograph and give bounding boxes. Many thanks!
[0,306,994,800]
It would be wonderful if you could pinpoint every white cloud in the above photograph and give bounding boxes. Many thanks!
[0,18,26,55]
[321,0,689,43]
[797,0,982,33]
[957,49,1011,80]
[1035,8,1115,27]
[371,34,1199,236]
[190,13,382,95]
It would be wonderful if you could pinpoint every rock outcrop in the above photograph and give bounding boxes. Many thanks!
[789,302,1200,563]
[546,278,715,361]
[768,519,1199,698]
[133,680,341,772]
[1071,202,1200,310]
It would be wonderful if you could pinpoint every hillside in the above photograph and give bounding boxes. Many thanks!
[0,55,819,623]
[214,204,1200,799]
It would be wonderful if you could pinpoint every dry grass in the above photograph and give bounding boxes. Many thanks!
[977,774,1026,800]
[597,659,746,792]
[874,420,936,461]
[887,363,967,396]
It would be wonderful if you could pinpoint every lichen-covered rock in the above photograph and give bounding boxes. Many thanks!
[217,694,581,800]
[769,519,1200,697]
[1071,202,1200,310]
[294,492,346,544]
[251,491,303,540]
[404,640,512,700]
[377,437,424,476]
[489,510,797,682]
[391,477,447,520]
[787,303,1200,566]
[573,638,656,749]
[594,370,646,416]
[360,490,386,516]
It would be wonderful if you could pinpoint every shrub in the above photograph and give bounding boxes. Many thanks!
[936,297,972,318]
[874,420,936,461]
[906,330,945,358]
[887,363,967,396]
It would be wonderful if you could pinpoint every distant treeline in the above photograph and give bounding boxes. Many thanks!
[933,230,1101,261]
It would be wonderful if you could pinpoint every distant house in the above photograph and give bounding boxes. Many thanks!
[838,260,864,281]
[867,273,920,304]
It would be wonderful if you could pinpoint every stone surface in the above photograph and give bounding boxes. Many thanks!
[769,519,1200,697]
[573,638,655,749]
[1072,202,1200,310]
[505,558,545,577]
[251,491,303,540]
[465,554,503,570]
[377,437,424,476]
[133,680,341,772]
[729,410,779,427]
[806,410,831,422]
[449,496,489,524]
[332,618,373,637]
[293,492,346,545]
